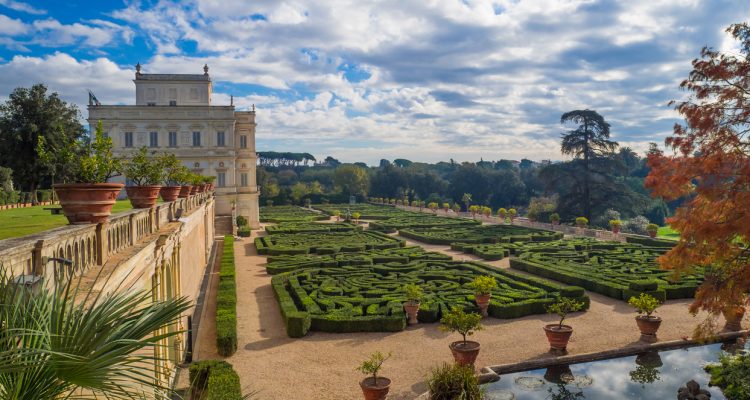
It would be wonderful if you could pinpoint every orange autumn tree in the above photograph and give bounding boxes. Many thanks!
[646,23,750,324]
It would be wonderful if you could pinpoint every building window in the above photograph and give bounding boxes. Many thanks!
[147,102,156,106]
[168,131,177,147]
[217,172,226,188]
[216,131,225,147]
[240,135,247,149]
[169,100,177,106]
[124,132,133,148]
[149,131,158,147]
[240,173,248,187]
[192,131,201,147]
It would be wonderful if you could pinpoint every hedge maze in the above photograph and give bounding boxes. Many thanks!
[259,205,328,223]
[265,221,360,234]
[510,240,701,302]
[255,230,405,256]
[313,203,413,220]
[399,224,562,245]
[271,255,589,337]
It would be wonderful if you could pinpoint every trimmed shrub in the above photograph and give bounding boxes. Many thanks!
[216,236,238,356]
[237,226,251,237]
[189,360,243,400]
[235,215,248,227]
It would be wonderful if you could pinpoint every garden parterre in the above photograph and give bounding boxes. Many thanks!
[265,221,360,234]
[313,203,414,219]
[271,254,589,337]
[259,205,328,223]
[255,230,405,256]
[399,224,563,245]
[509,239,701,302]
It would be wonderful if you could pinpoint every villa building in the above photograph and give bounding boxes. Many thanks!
[87,64,260,228]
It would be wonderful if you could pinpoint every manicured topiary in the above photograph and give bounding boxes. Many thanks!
[189,360,243,399]
[575,217,588,227]
[216,236,238,356]
[237,226,251,237]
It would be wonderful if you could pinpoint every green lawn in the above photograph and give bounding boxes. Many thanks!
[657,225,680,240]
[0,200,134,241]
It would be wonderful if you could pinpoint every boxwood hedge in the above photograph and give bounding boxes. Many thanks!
[509,240,702,302]
[265,221,360,234]
[216,235,238,356]
[260,205,328,223]
[255,230,405,256]
[400,224,563,246]
[270,256,588,337]
[189,360,243,399]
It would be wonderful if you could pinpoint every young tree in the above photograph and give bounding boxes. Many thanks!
[461,193,472,212]
[333,164,370,198]
[646,23,750,320]
[560,109,618,220]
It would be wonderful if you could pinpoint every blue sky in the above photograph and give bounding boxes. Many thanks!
[0,0,748,164]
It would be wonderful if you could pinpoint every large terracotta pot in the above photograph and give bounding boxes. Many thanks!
[404,302,420,325]
[53,183,124,224]
[544,324,573,351]
[612,226,621,234]
[449,340,480,367]
[722,307,745,331]
[179,185,192,198]
[189,185,198,195]
[360,377,390,400]
[125,185,161,209]
[648,231,657,238]
[160,186,181,202]
[196,184,206,193]
[635,315,662,336]
[475,293,491,317]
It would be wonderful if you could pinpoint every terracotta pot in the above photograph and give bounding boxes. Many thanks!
[53,183,124,224]
[635,315,662,336]
[196,184,206,193]
[612,226,621,234]
[179,185,192,198]
[648,231,657,238]
[160,186,181,202]
[544,324,573,351]
[403,301,420,325]
[360,377,390,400]
[449,340,480,366]
[189,185,198,195]
[125,185,161,209]
[722,307,745,331]
[475,293,491,317]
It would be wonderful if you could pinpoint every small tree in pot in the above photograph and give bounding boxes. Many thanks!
[452,203,461,214]
[549,213,560,225]
[440,307,483,366]
[443,202,450,213]
[52,121,123,224]
[202,175,216,191]
[543,298,585,354]
[497,208,508,223]
[352,212,362,224]
[158,153,183,201]
[190,174,204,194]
[122,147,162,208]
[469,276,497,318]
[357,351,391,400]
[174,167,194,198]
[609,219,622,234]
[575,217,588,228]
[628,293,662,342]
[402,283,423,325]
[508,208,517,223]
[646,223,659,238]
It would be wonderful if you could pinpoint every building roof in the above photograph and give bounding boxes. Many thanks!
[135,73,210,82]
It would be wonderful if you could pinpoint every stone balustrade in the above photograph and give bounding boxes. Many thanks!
[0,191,213,280]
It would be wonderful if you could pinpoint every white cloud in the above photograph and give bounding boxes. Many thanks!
[0,14,28,35]
[0,0,45,15]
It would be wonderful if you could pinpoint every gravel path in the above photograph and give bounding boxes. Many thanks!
[196,222,741,400]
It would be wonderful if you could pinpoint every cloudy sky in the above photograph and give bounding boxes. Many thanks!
[0,0,748,164]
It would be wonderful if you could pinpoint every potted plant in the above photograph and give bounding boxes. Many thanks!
[508,208,517,223]
[628,293,662,342]
[543,298,585,353]
[452,203,461,214]
[575,217,588,228]
[356,351,391,400]
[52,121,123,224]
[175,167,194,198]
[550,213,560,225]
[609,219,622,234]
[469,276,497,317]
[443,202,450,213]
[402,283,423,325]
[646,223,659,238]
[352,212,362,224]
[191,174,205,194]
[158,153,183,202]
[334,210,341,221]
[440,307,483,366]
[121,147,162,209]
[427,363,483,400]
[497,208,507,223]
[203,175,216,191]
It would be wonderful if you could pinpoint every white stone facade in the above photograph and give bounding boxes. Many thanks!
[87,65,260,228]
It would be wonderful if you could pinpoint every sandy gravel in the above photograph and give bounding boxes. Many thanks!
[195,222,743,400]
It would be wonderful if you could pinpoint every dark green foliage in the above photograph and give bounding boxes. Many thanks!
[265,221,359,234]
[216,236,238,356]
[705,353,750,399]
[189,360,243,400]
[236,216,248,226]
[400,224,562,246]
[624,235,676,247]
[237,226,251,237]
[427,363,483,400]
[260,205,328,223]
[510,240,703,301]
[254,230,404,256]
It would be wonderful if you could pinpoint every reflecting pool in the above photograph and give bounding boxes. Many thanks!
[484,340,748,400]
